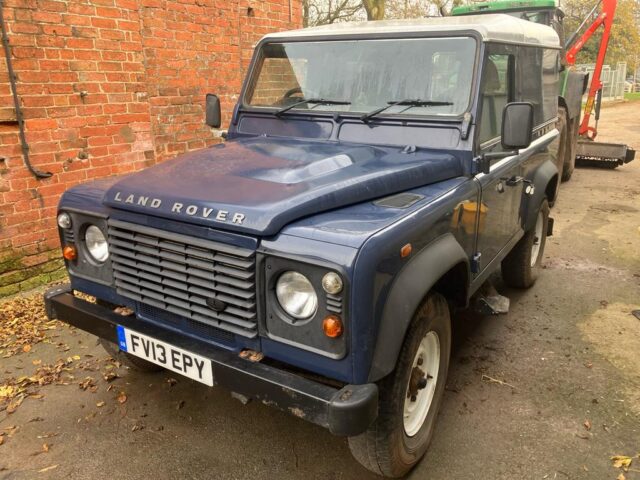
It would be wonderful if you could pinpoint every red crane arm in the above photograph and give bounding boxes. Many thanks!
[565,0,617,139]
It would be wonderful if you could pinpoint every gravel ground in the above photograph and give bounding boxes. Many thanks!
[1,101,639,480]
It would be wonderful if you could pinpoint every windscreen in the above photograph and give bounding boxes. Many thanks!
[245,37,477,117]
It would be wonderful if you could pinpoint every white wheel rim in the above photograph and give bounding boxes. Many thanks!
[530,210,544,267]
[403,331,440,437]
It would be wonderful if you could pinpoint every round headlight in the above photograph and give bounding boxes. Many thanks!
[85,225,109,263]
[275,271,318,320]
[57,212,72,229]
[322,272,343,295]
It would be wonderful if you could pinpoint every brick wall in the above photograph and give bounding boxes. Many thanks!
[250,56,302,105]
[0,0,302,296]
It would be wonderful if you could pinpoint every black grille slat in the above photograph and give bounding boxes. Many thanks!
[110,247,254,290]
[108,220,257,338]
[113,273,256,320]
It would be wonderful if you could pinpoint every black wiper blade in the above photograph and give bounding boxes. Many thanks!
[360,99,453,122]
[274,98,351,117]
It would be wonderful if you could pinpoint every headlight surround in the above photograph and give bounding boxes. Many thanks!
[84,225,109,263]
[275,271,318,320]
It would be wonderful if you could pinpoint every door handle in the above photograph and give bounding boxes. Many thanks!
[505,176,525,186]
[502,176,535,195]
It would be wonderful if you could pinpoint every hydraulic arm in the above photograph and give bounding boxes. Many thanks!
[565,0,617,140]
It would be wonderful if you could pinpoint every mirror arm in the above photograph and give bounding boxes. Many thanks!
[473,150,518,175]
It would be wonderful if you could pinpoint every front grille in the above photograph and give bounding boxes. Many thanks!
[137,303,234,345]
[108,219,257,338]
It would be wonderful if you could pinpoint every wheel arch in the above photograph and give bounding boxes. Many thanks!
[367,233,469,382]
[524,159,558,231]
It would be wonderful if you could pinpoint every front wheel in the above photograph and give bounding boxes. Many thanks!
[501,199,549,288]
[348,293,451,478]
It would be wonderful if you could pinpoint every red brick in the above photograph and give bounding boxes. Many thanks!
[32,11,63,23]
[37,0,67,12]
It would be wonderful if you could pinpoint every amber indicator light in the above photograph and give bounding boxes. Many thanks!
[322,315,343,338]
[400,243,412,258]
[62,245,77,261]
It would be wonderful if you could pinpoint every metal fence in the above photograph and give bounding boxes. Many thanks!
[576,62,627,101]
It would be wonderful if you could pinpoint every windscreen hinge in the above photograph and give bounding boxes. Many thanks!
[461,112,472,140]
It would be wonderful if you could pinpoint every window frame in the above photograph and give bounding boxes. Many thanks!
[239,33,482,123]
[476,43,517,150]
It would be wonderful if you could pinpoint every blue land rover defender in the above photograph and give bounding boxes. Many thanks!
[45,14,562,477]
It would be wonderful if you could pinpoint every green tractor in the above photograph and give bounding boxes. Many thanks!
[453,0,634,176]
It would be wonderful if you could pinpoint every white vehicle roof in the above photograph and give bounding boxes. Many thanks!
[262,14,560,49]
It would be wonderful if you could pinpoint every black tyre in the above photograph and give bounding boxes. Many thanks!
[100,338,164,373]
[501,199,549,288]
[561,112,578,182]
[348,293,451,478]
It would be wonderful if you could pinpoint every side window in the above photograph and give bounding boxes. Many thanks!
[542,49,560,122]
[478,49,514,146]
[518,47,542,125]
[517,46,559,125]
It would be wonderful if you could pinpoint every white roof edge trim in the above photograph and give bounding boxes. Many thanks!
[261,14,560,49]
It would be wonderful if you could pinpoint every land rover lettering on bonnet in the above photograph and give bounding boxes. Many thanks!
[45,14,561,477]
[111,191,246,224]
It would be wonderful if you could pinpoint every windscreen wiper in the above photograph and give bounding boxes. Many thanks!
[274,98,351,117]
[360,99,453,123]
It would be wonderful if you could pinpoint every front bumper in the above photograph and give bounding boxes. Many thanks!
[44,284,377,436]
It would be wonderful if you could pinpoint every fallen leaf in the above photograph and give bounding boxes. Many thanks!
[131,422,144,432]
[617,473,625,480]
[96,401,106,408]
[32,359,41,365]
[6,395,25,414]
[42,443,49,453]
[0,385,15,399]
[38,465,58,473]
[0,435,4,446]
[117,392,127,404]
[584,419,592,431]
[23,345,32,353]
[72,355,81,361]
[612,455,632,470]
[114,306,134,316]
[102,372,118,382]
[30,394,44,400]
[37,433,57,439]
[79,377,95,391]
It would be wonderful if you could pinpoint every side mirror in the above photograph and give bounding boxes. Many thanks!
[205,93,221,128]
[501,102,534,150]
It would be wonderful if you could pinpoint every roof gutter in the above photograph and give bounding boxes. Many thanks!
[0,0,52,179]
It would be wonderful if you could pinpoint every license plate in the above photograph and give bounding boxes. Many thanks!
[116,326,213,386]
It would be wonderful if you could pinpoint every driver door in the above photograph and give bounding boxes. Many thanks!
[474,49,524,274]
